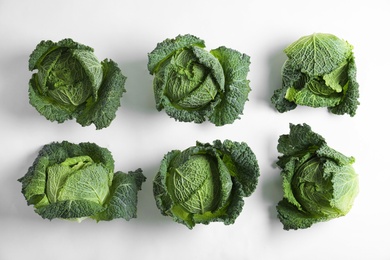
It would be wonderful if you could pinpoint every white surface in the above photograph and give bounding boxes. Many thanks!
[1,0,389,259]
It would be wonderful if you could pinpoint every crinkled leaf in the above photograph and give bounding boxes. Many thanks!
[71,49,103,99]
[35,200,105,220]
[285,80,342,108]
[327,163,359,214]
[275,123,359,230]
[96,169,146,221]
[277,123,325,157]
[28,38,125,129]
[167,155,219,214]
[176,74,219,109]
[151,45,223,124]
[18,156,50,207]
[29,78,75,123]
[284,33,353,76]
[148,35,251,126]
[323,60,348,92]
[277,198,326,230]
[153,140,259,229]
[271,33,359,116]
[29,38,93,71]
[57,164,113,205]
[209,47,251,126]
[329,56,360,116]
[147,34,205,74]
[212,139,260,196]
[18,141,145,222]
[76,59,126,129]
[192,46,225,90]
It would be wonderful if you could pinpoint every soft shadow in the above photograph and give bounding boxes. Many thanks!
[120,59,156,113]
[260,137,284,227]
[0,147,41,221]
[0,51,38,120]
[261,164,283,222]
[259,44,287,109]
[133,163,170,226]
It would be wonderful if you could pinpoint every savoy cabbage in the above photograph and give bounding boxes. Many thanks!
[28,38,126,129]
[275,123,359,230]
[271,33,360,116]
[147,34,251,126]
[153,140,260,229]
[18,141,146,222]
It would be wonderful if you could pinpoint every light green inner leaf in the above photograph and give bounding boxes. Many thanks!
[167,154,232,214]
[46,155,113,206]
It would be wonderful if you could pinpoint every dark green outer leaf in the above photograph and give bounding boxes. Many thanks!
[147,34,205,74]
[211,140,260,196]
[76,59,126,129]
[329,55,360,116]
[18,156,50,206]
[77,142,115,171]
[35,200,105,220]
[192,46,225,90]
[158,96,216,123]
[153,150,180,217]
[209,47,251,126]
[277,123,325,159]
[316,145,355,166]
[220,179,245,225]
[271,60,299,113]
[277,198,328,230]
[29,38,94,71]
[71,49,103,100]
[35,49,62,94]
[28,76,75,123]
[96,169,146,221]
[270,89,297,113]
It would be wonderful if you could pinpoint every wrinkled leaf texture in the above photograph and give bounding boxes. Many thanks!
[271,33,359,116]
[18,141,145,221]
[148,34,251,126]
[275,124,359,230]
[153,139,260,229]
[28,38,126,129]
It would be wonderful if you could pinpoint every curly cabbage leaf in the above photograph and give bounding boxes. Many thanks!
[271,33,359,116]
[153,140,260,229]
[275,123,359,230]
[147,34,251,126]
[28,39,126,129]
[18,141,146,222]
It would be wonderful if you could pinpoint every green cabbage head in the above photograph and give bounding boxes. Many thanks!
[153,140,260,229]
[147,34,251,126]
[28,38,126,129]
[18,141,146,222]
[276,123,359,230]
[271,33,360,116]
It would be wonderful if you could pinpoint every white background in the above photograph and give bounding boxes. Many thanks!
[1,0,389,259]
